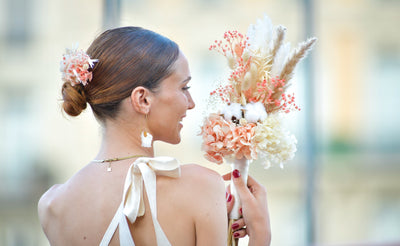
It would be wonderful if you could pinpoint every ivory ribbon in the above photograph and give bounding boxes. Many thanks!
[99,156,180,246]
[122,156,181,223]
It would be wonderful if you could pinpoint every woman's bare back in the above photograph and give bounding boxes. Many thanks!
[38,162,227,246]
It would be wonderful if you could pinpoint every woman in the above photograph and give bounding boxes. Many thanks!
[38,26,270,245]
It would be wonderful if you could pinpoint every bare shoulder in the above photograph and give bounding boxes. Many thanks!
[38,184,63,216]
[157,164,225,211]
[178,164,226,204]
[178,164,228,244]
[37,166,102,245]
[180,164,224,189]
[38,164,96,223]
[37,165,97,229]
[37,184,66,234]
[180,163,221,177]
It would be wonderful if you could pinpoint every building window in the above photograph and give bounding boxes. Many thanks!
[5,0,32,46]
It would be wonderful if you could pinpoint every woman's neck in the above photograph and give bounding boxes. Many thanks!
[96,119,154,160]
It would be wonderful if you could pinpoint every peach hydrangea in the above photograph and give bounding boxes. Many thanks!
[230,122,257,160]
[200,113,258,164]
[200,114,234,164]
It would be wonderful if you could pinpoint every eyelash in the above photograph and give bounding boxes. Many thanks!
[183,86,191,90]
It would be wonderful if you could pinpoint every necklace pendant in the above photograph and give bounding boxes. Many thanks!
[92,154,145,172]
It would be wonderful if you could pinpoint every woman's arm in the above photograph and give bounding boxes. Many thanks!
[191,166,228,245]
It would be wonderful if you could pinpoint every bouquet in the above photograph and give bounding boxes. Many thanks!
[200,15,316,245]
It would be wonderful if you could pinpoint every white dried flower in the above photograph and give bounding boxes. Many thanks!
[220,103,242,122]
[253,114,297,168]
[244,102,267,123]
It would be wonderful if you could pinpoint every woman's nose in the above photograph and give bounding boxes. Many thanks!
[187,93,195,110]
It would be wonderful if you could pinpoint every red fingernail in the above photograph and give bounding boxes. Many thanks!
[226,191,228,198]
[232,169,241,178]
[233,232,240,238]
[227,194,232,202]
[239,208,242,214]
[232,223,239,230]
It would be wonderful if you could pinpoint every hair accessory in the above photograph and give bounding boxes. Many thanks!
[92,154,146,172]
[60,44,98,86]
[141,114,153,148]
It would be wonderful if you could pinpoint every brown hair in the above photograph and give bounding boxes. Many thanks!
[61,26,180,120]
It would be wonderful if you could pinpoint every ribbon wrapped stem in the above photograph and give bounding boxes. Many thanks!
[229,157,250,219]
[227,157,250,246]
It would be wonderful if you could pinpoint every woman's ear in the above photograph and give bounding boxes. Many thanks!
[130,86,152,114]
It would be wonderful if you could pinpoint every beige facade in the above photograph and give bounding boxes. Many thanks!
[0,0,399,245]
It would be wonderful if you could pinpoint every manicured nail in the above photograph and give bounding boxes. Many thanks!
[233,232,240,238]
[232,169,241,178]
[239,208,242,214]
[232,223,239,230]
[227,194,232,202]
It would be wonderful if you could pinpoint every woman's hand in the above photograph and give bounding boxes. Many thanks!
[224,171,271,246]
[226,189,247,239]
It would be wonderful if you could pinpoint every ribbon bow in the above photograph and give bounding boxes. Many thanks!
[122,156,181,224]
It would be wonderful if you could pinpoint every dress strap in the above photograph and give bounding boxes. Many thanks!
[99,203,123,246]
[99,202,135,246]
[99,156,181,246]
[138,162,170,245]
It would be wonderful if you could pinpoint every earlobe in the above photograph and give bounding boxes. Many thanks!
[130,86,151,114]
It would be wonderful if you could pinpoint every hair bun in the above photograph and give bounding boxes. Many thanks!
[61,82,87,116]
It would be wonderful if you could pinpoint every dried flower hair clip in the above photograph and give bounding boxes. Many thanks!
[60,44,98,86]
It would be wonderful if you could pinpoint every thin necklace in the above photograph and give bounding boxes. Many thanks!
[92,154,145,172]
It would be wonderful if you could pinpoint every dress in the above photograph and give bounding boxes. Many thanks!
[99,156,181,246]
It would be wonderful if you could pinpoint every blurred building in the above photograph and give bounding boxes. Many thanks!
[0,0,399,245]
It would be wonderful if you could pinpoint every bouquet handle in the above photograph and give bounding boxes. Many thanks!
[229,157,250,219]
[227,157,250,246]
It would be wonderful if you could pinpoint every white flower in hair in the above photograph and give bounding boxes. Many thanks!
[60,44,98,86]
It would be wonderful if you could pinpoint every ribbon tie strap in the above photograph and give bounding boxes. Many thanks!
[122,156,181,223]
[99,156,180,246]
